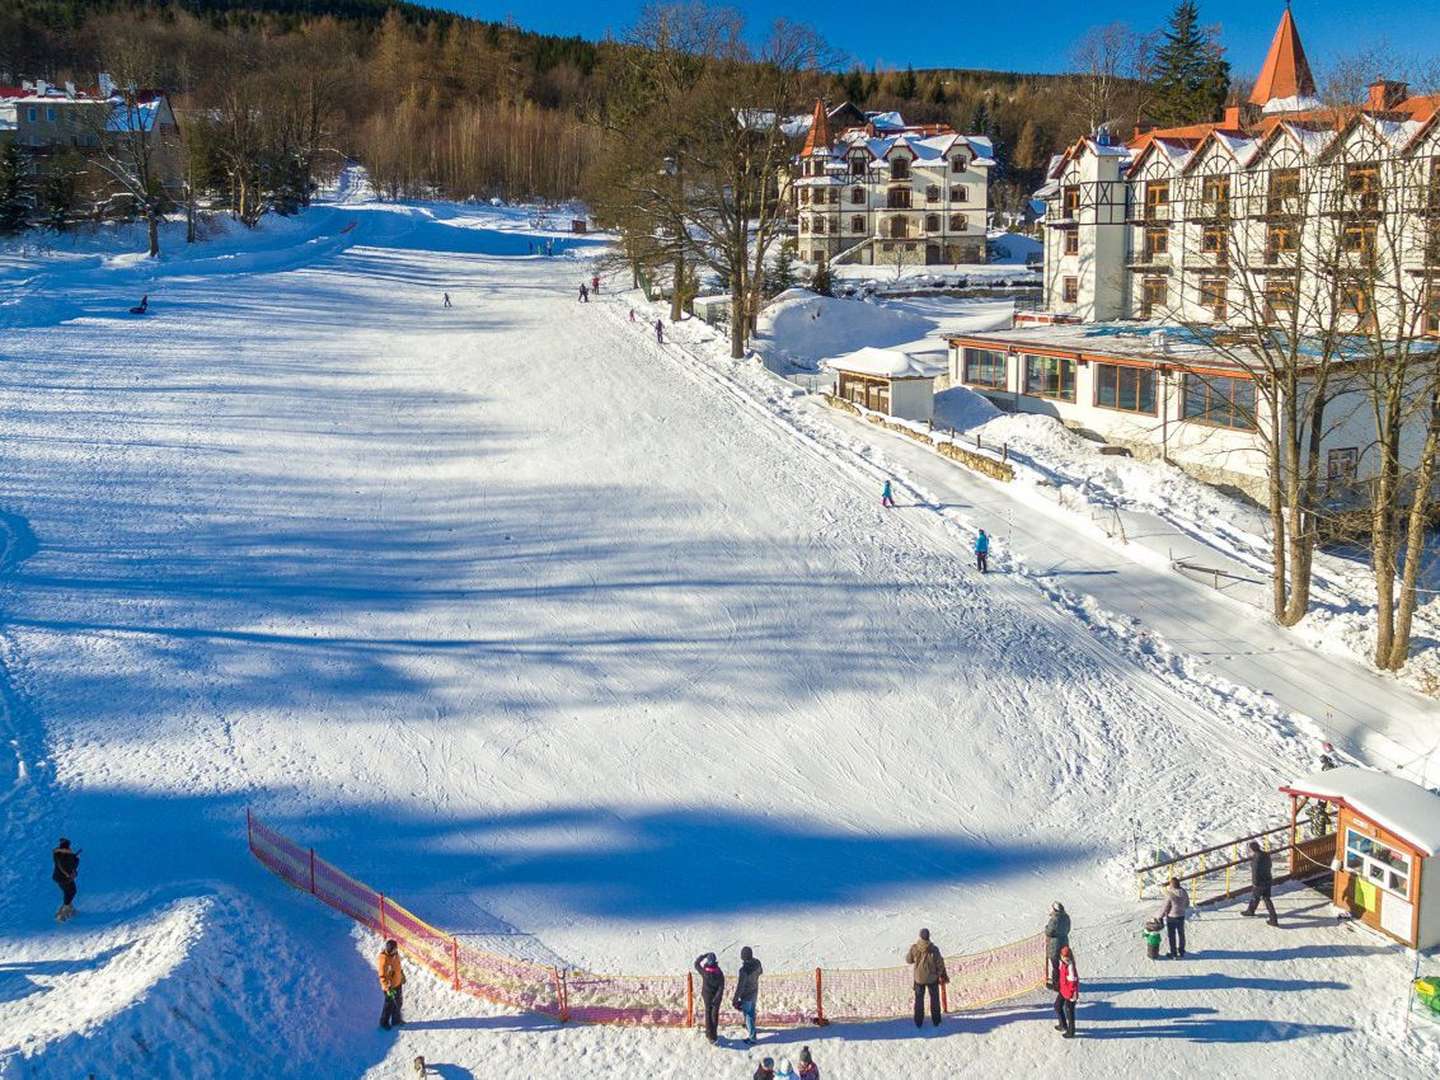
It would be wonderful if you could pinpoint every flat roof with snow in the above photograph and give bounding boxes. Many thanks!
[1281,766,1440,856]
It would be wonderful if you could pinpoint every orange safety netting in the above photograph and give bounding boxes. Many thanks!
[248,811,1046,1028]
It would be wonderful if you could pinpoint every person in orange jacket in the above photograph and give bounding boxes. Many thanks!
[1054,944,1079,1038]
[378,938,405,1030]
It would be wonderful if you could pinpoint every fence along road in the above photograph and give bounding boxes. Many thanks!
[248,811,1047,1027]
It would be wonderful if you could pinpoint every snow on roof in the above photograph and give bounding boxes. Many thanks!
[1262,94,1324,115]
[824,346,938,379]
[867,111,906,132]
[1281,766,1440,856]
[1212,130,1260,166]
[1369,116,1426,153]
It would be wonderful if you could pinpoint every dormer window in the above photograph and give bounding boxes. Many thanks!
[951,156,966,173]
[890,157,910,181]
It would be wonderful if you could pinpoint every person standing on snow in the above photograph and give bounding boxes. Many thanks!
[753,1057,776,1080]
[694,952,725,1043]
[797,1047,820,1079]
[1044,901,1070,989]
[733,946,763,1044]
[1053,944,1079,1038]
[1242,841,1278,925]
[579,283,589,303]
[905,928,947,1028]
[442,292,452,308]
[378,938,405,1030]
[974,529,990,573]
[774,1058,798,1080]
[881,480,896,508]
[629,308,637,323]
[655,319,665,345]
[1157,876,1189,958]
[591,273,601,294]
[52,838,80,922]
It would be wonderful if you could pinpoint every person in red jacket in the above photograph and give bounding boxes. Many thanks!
[1054,944,1079,1038]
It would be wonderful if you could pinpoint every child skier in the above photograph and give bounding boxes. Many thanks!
[797,1048,820,1079]
[774,1058,799,1080]
[975,529,990,573]
[753,1058,775,1080]
[881,480,895,508]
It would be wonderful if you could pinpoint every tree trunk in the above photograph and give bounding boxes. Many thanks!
[1387,415,1440,669]
[147,214,160,258]
[729,271,745,359]
[670,252,684,323]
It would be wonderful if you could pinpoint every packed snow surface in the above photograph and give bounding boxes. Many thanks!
[0,191,1436,1077]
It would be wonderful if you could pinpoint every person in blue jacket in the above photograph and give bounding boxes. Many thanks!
[975,529,990,573]
[881,480,895,508]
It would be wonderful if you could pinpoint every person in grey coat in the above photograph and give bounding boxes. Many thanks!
[1044,901,1070,989]
[1157,876,1189,958]
[733,946,763,1044]
[1242,841,1279,925]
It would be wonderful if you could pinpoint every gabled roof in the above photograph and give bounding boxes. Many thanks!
[1126,135,1200,177]
[1281,766,1440,856]
[1249,6,1317,109]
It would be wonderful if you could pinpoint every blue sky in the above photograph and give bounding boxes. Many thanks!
[442,2,1440,79]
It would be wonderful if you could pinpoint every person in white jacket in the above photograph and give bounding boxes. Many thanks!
[1157,876,1190,958]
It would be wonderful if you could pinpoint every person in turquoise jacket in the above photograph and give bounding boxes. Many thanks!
[881,480,895,508]
[975,529,990,573]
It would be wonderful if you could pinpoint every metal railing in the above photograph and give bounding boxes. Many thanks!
[1135,823,1336,905]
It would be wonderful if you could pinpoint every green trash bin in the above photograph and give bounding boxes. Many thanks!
[1416,977,1440,1015]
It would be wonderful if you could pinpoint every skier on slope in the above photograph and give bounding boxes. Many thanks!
[694,952,725,1043]
[1044,901,1070,989]
[579,283,589,303]
[733,945,763,1044]
[974,529,990,573]
[592,273,601,294]
[378,938,406,1030]
[52,838,80,923]
[442,292,452,308]
[881,480,896,508]
[655,319,665,345]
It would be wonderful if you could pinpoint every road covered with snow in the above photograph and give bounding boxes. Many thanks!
[0,198,1434,1077]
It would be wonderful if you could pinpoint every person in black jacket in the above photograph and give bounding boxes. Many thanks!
[694,952,725,1043]
[1242,842,1278,925]
[733,946,763,1044]
[52,838,80,922]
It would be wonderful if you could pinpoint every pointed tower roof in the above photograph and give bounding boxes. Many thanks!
[1249,5,1317,108]
[800,99,832,157]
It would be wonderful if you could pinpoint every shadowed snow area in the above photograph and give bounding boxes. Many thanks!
[0,196,1433,1077]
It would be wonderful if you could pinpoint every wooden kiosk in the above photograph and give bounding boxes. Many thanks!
[827,348,938,423]
[1280,766,1440,950]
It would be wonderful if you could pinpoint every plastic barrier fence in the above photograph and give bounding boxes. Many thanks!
[248,811,1046,1027]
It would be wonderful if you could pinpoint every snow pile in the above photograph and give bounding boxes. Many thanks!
[753,289,933,371]
[824,346,940,379]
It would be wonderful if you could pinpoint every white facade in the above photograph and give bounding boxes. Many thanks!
[791,111,994,268]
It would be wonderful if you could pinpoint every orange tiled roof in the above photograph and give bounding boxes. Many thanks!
[800,99,831,157]
[1249,6,1316,107]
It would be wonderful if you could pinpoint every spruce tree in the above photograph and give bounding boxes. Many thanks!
[895,64,918,101]
[1149,0,1231,126]
[767,241,798,297]
[0,141,33,235]
[842,67,867,104]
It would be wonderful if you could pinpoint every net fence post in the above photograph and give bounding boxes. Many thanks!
[686,972,695,1028]
[308,848,316,895]
[814,967,827,1026]
[452,937,461,991]
[941,980,949,1014]
[379,894,387,938]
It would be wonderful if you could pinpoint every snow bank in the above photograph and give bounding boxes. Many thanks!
[753,290,933,371]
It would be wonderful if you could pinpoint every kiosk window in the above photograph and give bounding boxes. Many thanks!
[1345,829,1411,898]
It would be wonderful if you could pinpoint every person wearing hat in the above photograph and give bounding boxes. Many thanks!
[1242,841,1278,926]
[753,1057,775,1080]
[1053,944,1079,1038]
[1044,901,1070,988]
[797,1047,820,1079]
[693,952,725,1043]
[905,928,948,1028]
[378,938,406,1030]
[52,838,80,923]
[774,1057,798,1080]
[733,945,763,1044]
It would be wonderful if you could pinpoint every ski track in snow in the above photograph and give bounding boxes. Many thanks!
[0,195,1434,1077]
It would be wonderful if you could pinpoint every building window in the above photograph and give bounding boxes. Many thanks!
[1342,221,1377,261]
[1201,225,1227,262]
[850,156,866,177]
[1140,276,1168,318]
[1142,226,1169,261]
[799,188,810,205]
[1265,222,1297,263]
[1265,278,1297,324]
[828,188,839,205]
[799,217,808,234]
[951,185,968,202]
[951,156,966,173]
[1345,162,1380,211]
[926,185,940,202]
[1427,283,1440,336]
[949,214,965,231]
[1144,180,1169,221]
[888,216,907,239]
[1062,276,1079,303]
[1267,168,1300,215]
[1062,228,1079,256]
[850,186,864,205]
[1024,355,1077,401]
[887,188,912,209]
[1328,447,1359,483]
[1063,185,1080,217]
[890,157,910,180]
[925,214,940,232]
[813,217,826,235]
[963,348,1008,388]
[1094,363,1157,414]
[1201,174,1230,215]
[1199,275,1228,321]
[1183,374,1256,430]
[45,106,57,122]
[851,215,865,232]
[26,107,37,123]
[1345,828,1411,898]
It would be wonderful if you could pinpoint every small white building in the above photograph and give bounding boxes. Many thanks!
[826,347,938,423]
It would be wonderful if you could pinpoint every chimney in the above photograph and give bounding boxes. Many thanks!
[1367,79,1408,111]
[1222,104,1241,129]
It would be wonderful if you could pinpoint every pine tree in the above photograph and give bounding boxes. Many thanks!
[969,96,992,136]
[841,67,867,105]
[928,77,947,107]
[1149,0,1231,126]
[0,141,33,234]
[767,240,798,297]
[895,63,918,100]
[811,260,833,297]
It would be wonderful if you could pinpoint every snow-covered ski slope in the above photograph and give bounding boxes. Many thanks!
[0,195,1434,1077]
